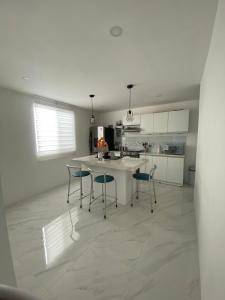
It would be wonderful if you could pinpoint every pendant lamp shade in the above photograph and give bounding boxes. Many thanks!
[90,94,95,124]
[126,84,134,121]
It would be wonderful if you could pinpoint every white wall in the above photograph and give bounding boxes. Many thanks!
[0,87,90,206]
[98,99,199,183]
[0,176,16,286]
[195,0,225,299]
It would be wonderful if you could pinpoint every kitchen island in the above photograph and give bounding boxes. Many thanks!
[72,155,146,205]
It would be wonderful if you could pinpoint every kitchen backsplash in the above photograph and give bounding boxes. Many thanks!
[122,133,186,151]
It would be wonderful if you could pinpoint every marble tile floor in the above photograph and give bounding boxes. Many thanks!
[6,182,200,300]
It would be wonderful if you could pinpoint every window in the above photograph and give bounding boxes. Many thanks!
[33,103,76,157]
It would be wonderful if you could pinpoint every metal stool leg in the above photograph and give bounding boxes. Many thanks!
[131,178,134,207]
[79,176,83,208]
[136,180,139,199]
[102,184,104,202]
[104,181,107,219]
[149,181,153,213]
[67,173,71,204]
[89,175,93,212]
[115,179,118,208]
[91,175,95,199]
[153,180,156,204]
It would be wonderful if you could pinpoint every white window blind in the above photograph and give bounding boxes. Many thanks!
[33,103,76,157]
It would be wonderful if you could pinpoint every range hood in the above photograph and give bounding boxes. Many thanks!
[123,125,141,132]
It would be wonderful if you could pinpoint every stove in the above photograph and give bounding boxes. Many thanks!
[122,150,141,158]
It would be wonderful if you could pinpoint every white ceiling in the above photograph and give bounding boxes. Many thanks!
[0,0,218,111]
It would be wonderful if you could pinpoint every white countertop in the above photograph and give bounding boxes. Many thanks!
[139,153,185,158]
[72,155,146,171]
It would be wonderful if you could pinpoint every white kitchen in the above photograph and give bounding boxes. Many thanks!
[104,106,193,186]
[1,1,225,300]
[72,101,197,213]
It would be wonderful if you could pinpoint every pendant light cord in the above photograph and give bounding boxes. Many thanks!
[129,88,132,111]
[90,94,95,116]
[91,98,94,116]
[127,84,134,111]
[89,94,95,124]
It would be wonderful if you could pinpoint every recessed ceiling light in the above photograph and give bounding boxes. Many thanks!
[110,26,123,37]
[22,76,30,80]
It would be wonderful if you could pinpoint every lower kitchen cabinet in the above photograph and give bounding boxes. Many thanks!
[139,154,184,185]
[152,156,167,181]
[167,157,184,185]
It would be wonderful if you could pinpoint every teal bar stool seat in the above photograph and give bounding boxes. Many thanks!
[88,169,117,219]
[133,173,152,181]
[131,165,157,213]
[94,175,114,184]
[66,165,93,208]
[72,170,90,178]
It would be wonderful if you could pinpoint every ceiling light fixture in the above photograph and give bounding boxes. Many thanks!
[89,94,96,124]
[110,26,123,37]
[126,84,134,122]
[22,76,30,80]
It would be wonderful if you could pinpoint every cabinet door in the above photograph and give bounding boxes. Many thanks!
[168,110,189,133]
[167,157,184,185]
[140,113,153,134]
[153,112,168,133]
[123,114,141,126]
[139,155,153,173]
[152,156,167,181]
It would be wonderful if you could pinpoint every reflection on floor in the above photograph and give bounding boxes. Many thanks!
[42,208,80,266]
[6,182,200,300]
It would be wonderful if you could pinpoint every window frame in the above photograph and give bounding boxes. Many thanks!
[33,102,76,160]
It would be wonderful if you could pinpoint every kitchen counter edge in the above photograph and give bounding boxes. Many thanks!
[139,153,185,158]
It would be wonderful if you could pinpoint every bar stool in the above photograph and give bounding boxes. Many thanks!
[88,168,117,219]
[66,165,93,208]
[131,165,157,213]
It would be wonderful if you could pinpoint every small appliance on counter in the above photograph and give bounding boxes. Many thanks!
[112,151,122,158]
[95,151,122,161]
[151,143,160,154]
[160,143,185,155]
[142,142,152,153]
[106,151,122,160]
[102,152,111,160]
[122,150,142,158]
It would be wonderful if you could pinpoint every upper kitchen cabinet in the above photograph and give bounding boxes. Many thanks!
[123,114,141,126]
[167,110,189,133]
[140,113,154,134]
[153,112,169,133]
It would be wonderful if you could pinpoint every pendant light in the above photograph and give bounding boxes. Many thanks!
[89,94,95,124]
[126,84,134,121]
